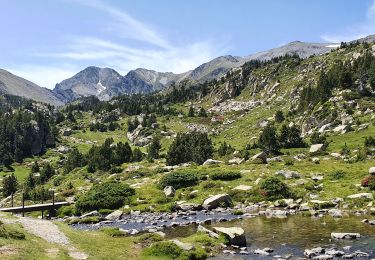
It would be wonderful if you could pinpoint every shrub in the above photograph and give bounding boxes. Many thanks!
[361,176,375,190]
[329,170,346,180]
[0,222,25,240]
[76,181,135,212]
[284,158,294,166]
[210,171,241,181]
[260,177,290,201]
[143,241,183,259]
[135,233,164,247]
[159,172,199,189]
[57,205,78,217]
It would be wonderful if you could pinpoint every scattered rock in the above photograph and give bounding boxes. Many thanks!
[331,233,360,239]
[203,159,223,165]
[251,152,267,164]
[232,185,252,191]
[163,186,175,197]
[228,157,244,165]
[275,170,300,179]
[310,144,324,154]
[105,210,123,221]
[369,167,375,175]
[347,193,373,200]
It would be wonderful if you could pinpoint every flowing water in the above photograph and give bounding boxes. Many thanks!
[73,213,375,259]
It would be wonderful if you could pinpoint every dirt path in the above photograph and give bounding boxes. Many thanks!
[1,215,88,259]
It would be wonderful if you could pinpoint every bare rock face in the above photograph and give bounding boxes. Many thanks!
[202,194,233,210]
[213,227,246,246]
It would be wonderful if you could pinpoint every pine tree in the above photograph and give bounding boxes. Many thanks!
[147,135,161,159]
[198,107,208,117]
[258,125,279,155]
[275,110,285,123]
[2,173,17,197]
[188,106,195,117]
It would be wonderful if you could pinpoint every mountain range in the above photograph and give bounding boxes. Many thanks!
[2,37,374,106]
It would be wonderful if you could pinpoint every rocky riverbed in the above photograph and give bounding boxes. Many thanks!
[70,207,375,259]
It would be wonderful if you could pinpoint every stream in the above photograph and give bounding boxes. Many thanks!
[72,212,375,259]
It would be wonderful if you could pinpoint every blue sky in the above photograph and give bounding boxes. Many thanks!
[1,0,375,89]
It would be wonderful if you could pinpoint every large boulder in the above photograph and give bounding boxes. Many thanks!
[163,186,175,197]
[202,194,233,210]
[309,144,324,154]
[251,152,267,164]
[213,227,246,246]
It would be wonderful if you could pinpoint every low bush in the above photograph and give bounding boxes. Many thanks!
[361,175,375,190]
[76,181,135,212]
[329,170,346,180]
[134,233,164,247]
[57,205,78,217]
[260,177,291,201]
[159,172,199,189]
[143,241,183,259]
[210,171,241,181]
[0,222,25,240]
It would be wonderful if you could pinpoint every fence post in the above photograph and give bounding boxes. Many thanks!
[41,194,44,219]
[22,193,25,217]
[11,193,13,207]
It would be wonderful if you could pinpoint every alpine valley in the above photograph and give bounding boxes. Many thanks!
[0,35,375,260]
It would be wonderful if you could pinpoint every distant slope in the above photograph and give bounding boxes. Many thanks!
[0,69,63,106]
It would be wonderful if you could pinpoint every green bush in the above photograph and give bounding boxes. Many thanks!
[143,241,183,259]
[210,171,241,181]
[134,233,164,247]
[0,222,25,240]
[76,181,135,212]
[159,172,199,189]
[260,177,291,201]
[57,205,78,217]
[329,170,346,180]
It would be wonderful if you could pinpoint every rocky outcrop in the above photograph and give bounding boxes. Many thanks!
[163,186,175,197]
[309,144,325,154]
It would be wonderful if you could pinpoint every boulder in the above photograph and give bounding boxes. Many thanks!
[228,157,244,165]
[333,124,349,134]
[310,144,324,154]
[163,186,175,197]
[202,194,233,210]
[170,239,194,251]
[105,210,123,221]
[369,167,375,175]
[304,247,325,258]
[275,170,300,179]
[251,152,267,164]
[328,209,342,218]
[232,185,252,191]
[331,233,360,239]
[176,203,202,211]
[80,210,99,218]
[203,159,223,165]
[213,227,246,246]
[347,193,373,200]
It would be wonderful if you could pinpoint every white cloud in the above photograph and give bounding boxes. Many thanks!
[321,0,375,42]
[23,0,226,88]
